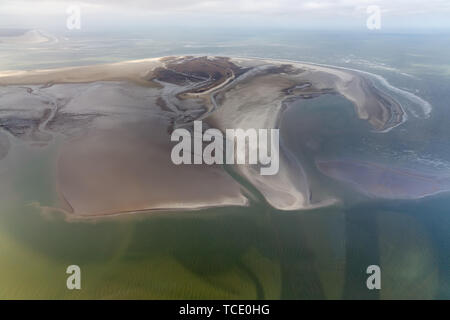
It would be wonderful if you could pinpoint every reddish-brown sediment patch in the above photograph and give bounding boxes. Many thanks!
[316,159,449,199]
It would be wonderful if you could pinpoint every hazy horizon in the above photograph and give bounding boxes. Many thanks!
[1,0,450,32]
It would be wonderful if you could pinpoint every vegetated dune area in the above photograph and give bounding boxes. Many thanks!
[0,55,436,218]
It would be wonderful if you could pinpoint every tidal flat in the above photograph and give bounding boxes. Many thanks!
[0,56,427,216]
[0,55,447,299]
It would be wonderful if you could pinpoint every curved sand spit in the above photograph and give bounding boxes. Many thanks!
[0,56,433,217]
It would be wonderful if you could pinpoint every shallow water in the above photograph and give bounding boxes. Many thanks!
[0,91,446,299]
[279,93,449,298]
[0,30,449,299]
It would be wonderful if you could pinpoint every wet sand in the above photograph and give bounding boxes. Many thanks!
[0,56,432,216]
[57,119,248,217]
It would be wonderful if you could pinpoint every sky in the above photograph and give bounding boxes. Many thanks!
[0,0,449,32]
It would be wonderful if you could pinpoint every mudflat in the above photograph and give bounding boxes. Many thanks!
[0,56,430,217]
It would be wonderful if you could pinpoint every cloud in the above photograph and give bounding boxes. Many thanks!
[1,0,450,16]
[1,0,449,30]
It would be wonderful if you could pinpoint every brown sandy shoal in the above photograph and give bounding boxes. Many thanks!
[57,118,248,217]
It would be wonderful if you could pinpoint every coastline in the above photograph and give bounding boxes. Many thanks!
[0,56,432,217]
